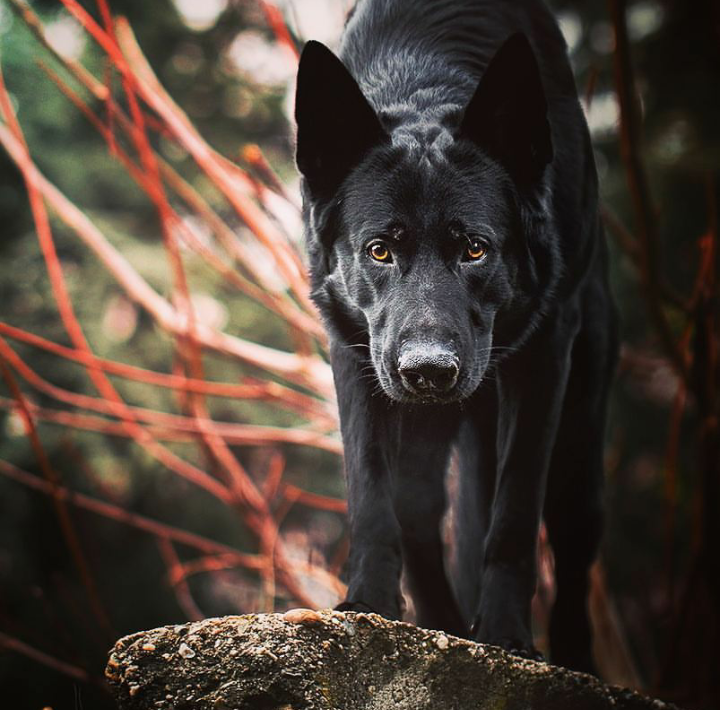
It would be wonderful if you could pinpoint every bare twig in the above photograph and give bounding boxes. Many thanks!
[0,122,333,396]
[0,361,113,637]
[0,395,343,454]
[157,538,206,621]
[0,323,334,424]
[0,459,265,570]
[0,631,92,683]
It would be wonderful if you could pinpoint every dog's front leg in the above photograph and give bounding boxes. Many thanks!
[330,343,403,619]
[474,312,579,658]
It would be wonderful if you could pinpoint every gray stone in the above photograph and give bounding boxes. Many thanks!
[106,612,681,710]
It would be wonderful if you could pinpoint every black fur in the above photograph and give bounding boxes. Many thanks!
[295,0,618,673]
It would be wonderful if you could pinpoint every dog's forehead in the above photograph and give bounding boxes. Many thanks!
[344,141,510,238]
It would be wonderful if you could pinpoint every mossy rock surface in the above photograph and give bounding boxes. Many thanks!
[106,612,678,710]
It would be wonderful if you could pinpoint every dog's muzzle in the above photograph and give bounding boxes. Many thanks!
[397,342,459,396]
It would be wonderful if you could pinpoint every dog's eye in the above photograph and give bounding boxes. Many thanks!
[367,241,393,263]
[465,238,488,262]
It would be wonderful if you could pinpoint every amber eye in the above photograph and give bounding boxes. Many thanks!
[465,238,488,261]
[368,241,392,263]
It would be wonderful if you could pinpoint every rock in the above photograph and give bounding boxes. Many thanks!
[106,613,681,710]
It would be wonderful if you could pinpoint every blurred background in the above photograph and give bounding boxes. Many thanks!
[0,0,717,708]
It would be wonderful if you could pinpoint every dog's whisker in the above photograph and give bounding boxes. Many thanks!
[342,343,371,351]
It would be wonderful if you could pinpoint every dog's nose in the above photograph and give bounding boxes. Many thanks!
[397,345,459,395]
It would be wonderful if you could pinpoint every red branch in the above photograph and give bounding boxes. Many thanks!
[0,0,346,623]
[0,360,113,636]
[0,631,92,683]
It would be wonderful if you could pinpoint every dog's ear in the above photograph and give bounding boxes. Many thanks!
[459,33,553,183]
[295,41,387,197]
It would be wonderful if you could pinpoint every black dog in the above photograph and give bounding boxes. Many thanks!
[294,0,617,673]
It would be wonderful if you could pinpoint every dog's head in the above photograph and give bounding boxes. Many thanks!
[295,34,554,404]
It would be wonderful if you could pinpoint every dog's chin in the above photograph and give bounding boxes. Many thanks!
[379,377,478,406]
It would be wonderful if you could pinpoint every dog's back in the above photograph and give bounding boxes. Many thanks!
[341,0,575,100]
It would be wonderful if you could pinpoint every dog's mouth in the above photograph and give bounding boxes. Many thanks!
[381,374,475,404]
[399,389,465,404]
